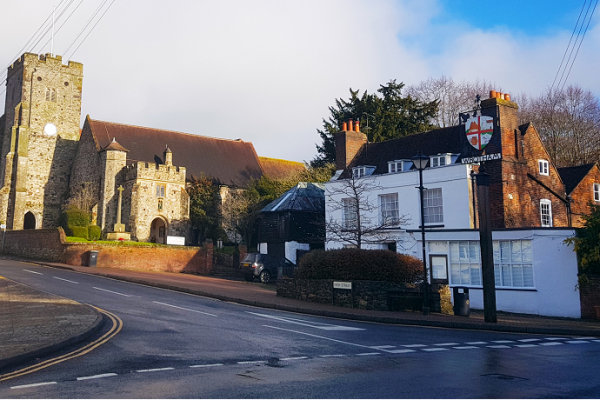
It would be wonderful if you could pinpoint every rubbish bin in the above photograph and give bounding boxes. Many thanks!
[453,286,470,317]
[88,250,99,267]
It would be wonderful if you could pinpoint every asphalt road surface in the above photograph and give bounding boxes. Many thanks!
[1,259,599,398]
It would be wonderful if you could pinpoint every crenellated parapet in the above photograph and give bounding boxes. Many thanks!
[125,161,186,183]
[8,53,83,79]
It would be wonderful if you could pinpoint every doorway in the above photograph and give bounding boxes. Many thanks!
[24,212,36,229]
[150,217,167,244]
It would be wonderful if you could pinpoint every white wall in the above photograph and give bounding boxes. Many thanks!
[285,241,310,264]
[325,163,473,250]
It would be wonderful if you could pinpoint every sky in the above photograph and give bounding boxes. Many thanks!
[0,0,598,164]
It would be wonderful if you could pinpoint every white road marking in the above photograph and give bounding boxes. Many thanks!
[263,325,375,351]
[518,338,541,342]
[93,287,131,297]
[465,341,487,345]
[453,346,480,350]
[11,382,57,389]
[539,342,563,346]
[77,373,117,380]
[153,301,217,317]
[434,342,460,346]
[371,345,396,349]
[487,345,511,349]
[515,344,538,348]
[237,360,266,364]
[545,337,568,341]
[280,356,309,361]
[574,337,597,340]
[356,353,381,356]
[491,340,515,343]
[23,269,43,275]
[248,312,364,331]
[189,363,224,368]
[422,348,448,352]
[136,367,174,373]
[566,340,590,344]
[387,349,416,354]
[593,340,600,343]
[319,354,346,358]
[54,276,79,284]
[401,344,427,348]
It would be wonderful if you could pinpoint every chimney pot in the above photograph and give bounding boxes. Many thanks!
[490,90,496,99]
[354,120,360,132]
[342,122,347,131]
[505,93,511,101]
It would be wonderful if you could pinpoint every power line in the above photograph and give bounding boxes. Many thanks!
[67,0,117,59]
[62,0,110,57]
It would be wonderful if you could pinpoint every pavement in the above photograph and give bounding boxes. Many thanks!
[1,255,600,371]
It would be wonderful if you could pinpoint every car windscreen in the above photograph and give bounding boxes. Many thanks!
[242,254,258,263]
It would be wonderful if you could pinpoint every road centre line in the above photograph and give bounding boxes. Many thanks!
[11,382,57,389]
[453,346,480,350]
[566,340,590,344]
[280,357,309,361]
[515,344,538,348]
[370,345,396,349]
[546,337,568,340]
[491,340,515,343]
[422,348,448,352]
[54,276,79,284]
[237,361,266,365]
[356,353,380,356]
[539,342,563,346]
[434,343,460,346]
[387,349,416,354]
[488,345,511,349]
[76,373,117,381]
[93,287,131,297]
[189,363,224,368]
[319,354,346,358]
[152,301,217,317]
[136,367,174,373]
[401,344,427,348]
[23,269,43,275]
[574,337,597,340]
[465,341,487,345]
[518,338,541,342]
[263,325,377,351]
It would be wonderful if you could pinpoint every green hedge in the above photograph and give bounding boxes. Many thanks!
[296,249,423,283]
[59,207,90,236]
[71,226,88,240]
[88,225,101,241]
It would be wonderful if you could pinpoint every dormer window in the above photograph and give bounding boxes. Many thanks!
[430,154,450,168]
[388,161,403,174]
[352,166,376,179]
[538,160,549,176]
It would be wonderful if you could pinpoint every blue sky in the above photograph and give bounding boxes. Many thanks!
[0,1,598,163]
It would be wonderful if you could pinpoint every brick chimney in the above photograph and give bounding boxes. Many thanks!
[480,90,519,157]
[334,119,367,170]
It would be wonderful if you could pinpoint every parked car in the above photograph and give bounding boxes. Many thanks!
[240,253,295,284]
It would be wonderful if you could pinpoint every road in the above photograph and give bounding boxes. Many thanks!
[1,259,599,398]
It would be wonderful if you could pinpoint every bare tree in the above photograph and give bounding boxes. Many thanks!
[326,176,409,249]
[220,188,261,245]
[406,76,499,127]
[66,182,97,214]
[517,85,600,167]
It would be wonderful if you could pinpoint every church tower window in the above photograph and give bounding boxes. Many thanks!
[45,88,57,102]
[156,184,165,198]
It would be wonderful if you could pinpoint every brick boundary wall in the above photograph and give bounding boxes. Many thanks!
[277,279,452,314]
[579,276,600,319]
[0,229,213,275]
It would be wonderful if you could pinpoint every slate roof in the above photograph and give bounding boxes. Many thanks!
[340,125,463,178]
[259,157,305,179]
[88,118,263,188]
[557,163,596,195]
[261,182,325,213]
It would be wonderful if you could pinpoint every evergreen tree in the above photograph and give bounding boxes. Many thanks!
[311,80,439,167]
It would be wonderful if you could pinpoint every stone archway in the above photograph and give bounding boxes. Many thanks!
[23,212,36,230]
[150,217,167,244]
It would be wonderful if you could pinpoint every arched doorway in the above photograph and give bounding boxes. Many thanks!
[150,217,167,244]
[24,212,36,230]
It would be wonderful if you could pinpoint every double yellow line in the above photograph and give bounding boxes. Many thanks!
[0,307,123,382]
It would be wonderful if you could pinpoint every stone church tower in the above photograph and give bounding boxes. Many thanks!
[0,53,83,229]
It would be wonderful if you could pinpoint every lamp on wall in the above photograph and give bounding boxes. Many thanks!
[412,149,430,315]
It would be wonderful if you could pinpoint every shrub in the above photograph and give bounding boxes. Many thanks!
[566,203,600,277]
[296,249,423,283]
[71,226,89,240]
[88,225,101,241]
[59,206,90,236]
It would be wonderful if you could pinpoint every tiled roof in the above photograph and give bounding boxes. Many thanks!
[102,139,129,152]
[259,157,305,179]
[558,163,596,195]
[261,182,325,213]
[340,125,463,178]
[88,118,263,188]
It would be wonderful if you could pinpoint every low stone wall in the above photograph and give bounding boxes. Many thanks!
[579,275,600,319]
[1,229,213,275]
[277,279,452,313]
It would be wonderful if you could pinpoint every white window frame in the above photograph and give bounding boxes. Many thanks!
[379,193,399,225]
[538,160,549,176]
[352,167,366,179]
[430,154,449,168]
[388,161,403,174]
[342,197,357,229]
[540,199,552,227]
[594,183,600,202]
[493,240,534,288]
[423,188,443,224]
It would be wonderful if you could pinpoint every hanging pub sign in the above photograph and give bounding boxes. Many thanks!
[460,114,502,164]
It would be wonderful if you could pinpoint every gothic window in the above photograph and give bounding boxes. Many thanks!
[45,88,57,102]
[156,184,165,198]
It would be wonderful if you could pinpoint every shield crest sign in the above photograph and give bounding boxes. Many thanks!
[465,115,494,150]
